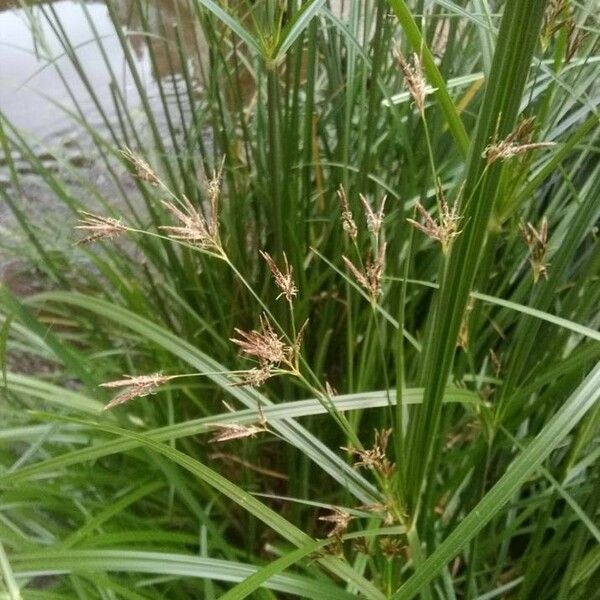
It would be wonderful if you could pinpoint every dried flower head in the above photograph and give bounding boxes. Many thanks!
[292,319,309,362]
[319,508,352,539]
[75,212,128,245]
[379,537,404,560]
[260,251,298,302]
[161,196,221,251]
[359,502,396,526]
[206,158,225,208]
[393,49,429,114]
[233,364,273,388]
[210,422,267,443]
[210,406,267,442]
[121,147,161,186]
[407,185,461,254]
[541,0,568,43]
[231,315,290,366]
[483,118,555,165]
[565,19,587,63]
[352,537,371,555]
[342,429,395,478]
[100,373,174,410]
[343,242,386,300]
[337,185,358,242]
[520,218,549,282]
[360,194,387,238]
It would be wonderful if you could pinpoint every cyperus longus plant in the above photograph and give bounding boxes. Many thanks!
[0,1,599,599]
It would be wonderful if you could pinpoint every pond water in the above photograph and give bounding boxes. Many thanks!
[0,0,208,275]
[1,1,140,139]
[0,0,205,140]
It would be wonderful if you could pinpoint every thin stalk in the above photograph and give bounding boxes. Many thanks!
[405,0,549,511]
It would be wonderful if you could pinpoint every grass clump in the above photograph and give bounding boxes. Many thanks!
[1,1,599,598]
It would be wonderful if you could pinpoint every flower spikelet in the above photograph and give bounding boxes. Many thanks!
[360,194,387,238]
[520,218,549,282]
[342,429,395,478]
[121,147,161,186]
[407,185,461,254]
[542,0,568,42]
[343,242,386,300]
[161,196,220,251]
[210,406,268,442]
[337,186,358,242]
[380,537,404,560]
[483,118,555,165]
[292,319,309,363]
[565,19,587,63]
[319,508,353,539]
[260,251,298,302]
[360,502,396,526]
[233,365,273,388]
[210,422,267,443]
[231,315,289,366]
[100,373,174,410]
[206,159,224,208]
[393,49,429,114]
[75,212,128,245]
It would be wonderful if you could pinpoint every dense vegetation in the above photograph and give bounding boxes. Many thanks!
[1,1,599,598]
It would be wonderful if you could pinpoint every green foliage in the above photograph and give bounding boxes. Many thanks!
[1,0,599,598]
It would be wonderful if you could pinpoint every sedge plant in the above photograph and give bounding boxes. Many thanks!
[1,0,599,598]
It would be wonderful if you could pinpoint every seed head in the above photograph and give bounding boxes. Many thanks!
[231,315,290,366]
[360,194,387,239]
[379,537,404,560]
[210,405,267,442]
[565,20,587,63]
[342,429,395,478]
[337,186,358,242]
[319,508,352,539]
[232,364,273,388]
[541,0,568,43]
[489,348,502,377]
[520,218,550,282]
[121,147,161,186]
[205,158,225,226]
[161,196,221,251]
[100,373,174,410]
[407,185,461,254]
[75,212,128,245]
[393,49,429,114]
[260,251,298,302]
[209,422,267,443]
[207,159,224,207]
[483,118,555,165]
[343,242,386,300]
[359,502,396,525]
[352,537,371,555]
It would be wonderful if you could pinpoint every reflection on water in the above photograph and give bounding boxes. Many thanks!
[0,0,206,141]
[120,0,207,81]
[0,0,208,271]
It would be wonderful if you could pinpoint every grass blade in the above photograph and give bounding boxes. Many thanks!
[393,362,600,599]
